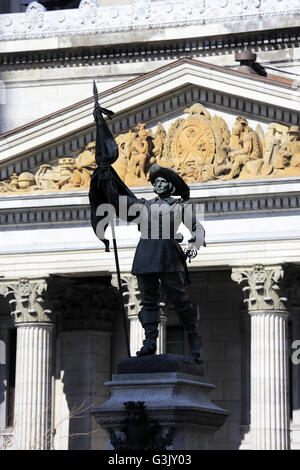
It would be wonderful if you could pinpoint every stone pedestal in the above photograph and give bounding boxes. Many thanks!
[92,354,229,450]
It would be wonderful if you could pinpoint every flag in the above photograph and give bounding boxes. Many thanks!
[88,83,137,251]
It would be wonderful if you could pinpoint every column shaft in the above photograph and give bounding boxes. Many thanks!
[232,265,290,450]
[128,314,166,355]
[250,310,289,449]
[14,323,53,450]
[128,315,144,356]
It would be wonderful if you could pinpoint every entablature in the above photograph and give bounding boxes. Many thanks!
[1,178,300,229]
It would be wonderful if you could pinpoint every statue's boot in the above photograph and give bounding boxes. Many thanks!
[136,309,160,357]
[178,304,203,364]
[186,329,203,364]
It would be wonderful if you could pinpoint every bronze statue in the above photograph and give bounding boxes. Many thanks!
[89,84,205,362]
[94,160,205,362]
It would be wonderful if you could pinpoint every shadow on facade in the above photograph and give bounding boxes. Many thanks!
[50,275,123,450]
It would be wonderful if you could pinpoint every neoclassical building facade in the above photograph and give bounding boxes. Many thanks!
[0,0,300,450]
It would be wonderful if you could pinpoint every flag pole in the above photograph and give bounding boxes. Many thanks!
[110,220,131,358]
[93,81,131,358]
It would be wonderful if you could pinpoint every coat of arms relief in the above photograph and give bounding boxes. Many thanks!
[1,103,300,195]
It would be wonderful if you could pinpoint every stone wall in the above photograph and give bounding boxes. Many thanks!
[54,330,112,450]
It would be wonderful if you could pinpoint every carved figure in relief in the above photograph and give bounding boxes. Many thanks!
[112,131,135,181]
[126,123,153,185]
[222,116,262,180]
[113,123,155,187]
[273,125,300,177]
[3,102,300,196]
[259,123,288,176]
[152,123,166,164]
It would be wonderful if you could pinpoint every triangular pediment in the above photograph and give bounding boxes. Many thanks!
[0,57,299,191]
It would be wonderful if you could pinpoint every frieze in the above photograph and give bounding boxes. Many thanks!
[0,0,299,41]
[1,87,299,183]
[1,189,300,229]
[1,103,300,196]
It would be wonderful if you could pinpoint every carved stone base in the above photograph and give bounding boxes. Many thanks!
[92,354,229,450]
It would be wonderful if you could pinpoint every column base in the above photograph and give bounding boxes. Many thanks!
[92,354,229,450]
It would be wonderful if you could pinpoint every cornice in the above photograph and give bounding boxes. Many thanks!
[0,0,299,43]
[1,178,300,228]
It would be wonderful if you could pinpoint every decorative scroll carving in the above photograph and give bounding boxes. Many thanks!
[0,278,53,323]
[231,265,287,311]
[0,0,298,42]
[2,103,300,196]
[132,0,151,22]
[25,2,46,31]
[78,0,98,25]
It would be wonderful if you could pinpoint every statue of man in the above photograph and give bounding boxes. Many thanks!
[89,90,205,363]
[92,160,205,363]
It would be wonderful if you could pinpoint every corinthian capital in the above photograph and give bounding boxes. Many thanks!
[0,278,54,324]
[231,264,287,311]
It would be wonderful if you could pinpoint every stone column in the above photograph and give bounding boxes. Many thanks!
[112,274,166,356]
[0,278,55,450]
[285,269,300,449]
[232,265,290,450]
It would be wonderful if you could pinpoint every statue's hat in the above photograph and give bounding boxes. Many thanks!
[149,163,190,200]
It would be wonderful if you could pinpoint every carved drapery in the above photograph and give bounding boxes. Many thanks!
[1,104,300,195]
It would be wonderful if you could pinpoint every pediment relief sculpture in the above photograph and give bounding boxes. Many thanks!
[0,141,97,194]
[1,102,300,196]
